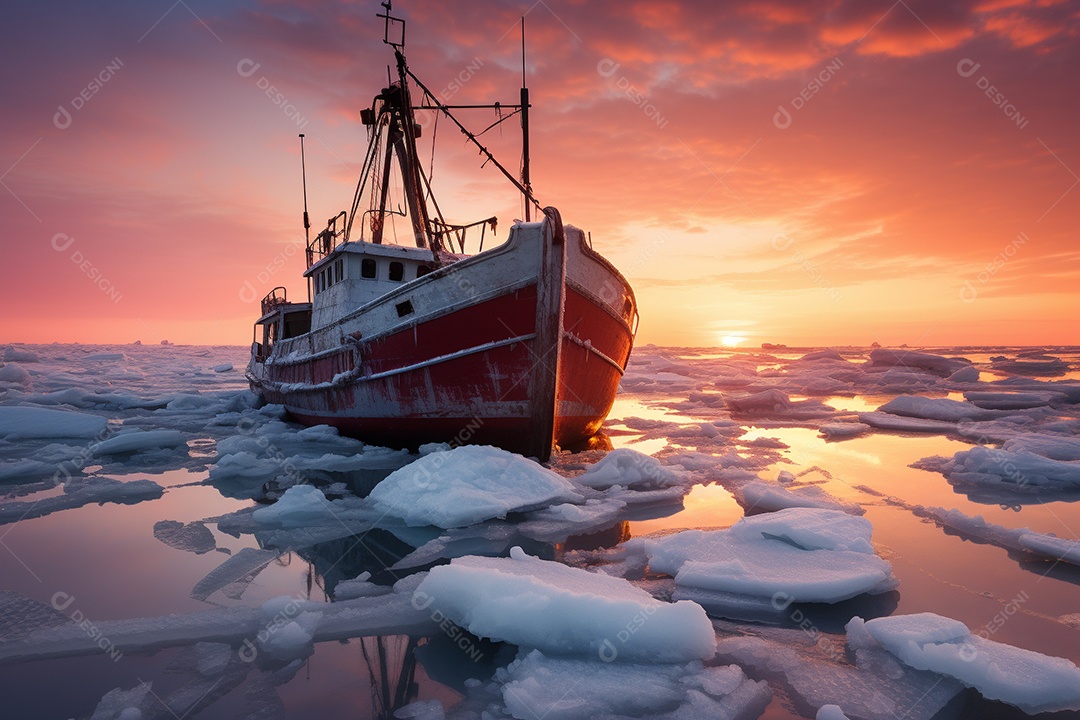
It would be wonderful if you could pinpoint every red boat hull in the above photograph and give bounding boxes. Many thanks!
[248,212,636,460]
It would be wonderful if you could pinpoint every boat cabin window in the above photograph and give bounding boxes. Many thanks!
[389,261,405,281]
[416,264,432,278]
[334,258,344,282]
[361,258,377,279]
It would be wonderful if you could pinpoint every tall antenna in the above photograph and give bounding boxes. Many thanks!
[299,133,310,242]
[520,16,532,222]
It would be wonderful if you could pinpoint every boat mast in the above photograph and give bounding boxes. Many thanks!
[520,17,532,222]
[367,1,540,256]
[299,133,312,301]
[377,2,433,250]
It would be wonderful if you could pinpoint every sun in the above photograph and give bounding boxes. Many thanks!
[720,335,747,347]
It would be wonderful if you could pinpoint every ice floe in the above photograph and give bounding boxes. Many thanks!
[735,480,863,515]
[0,406,108,439]
[717,622,963,720]
[91,429,188,455]
[639,508,895,615]
[876,395,997,422]
[854,612,1080,713]
[252,484,337,527]
[0,583,436,664]
[488,649,771,720]
[369,446,582,528]
[574,447,684,489]
[413,546,716,662]
[867,348,969,377]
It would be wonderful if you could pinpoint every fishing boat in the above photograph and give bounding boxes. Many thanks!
[246,4,637,462]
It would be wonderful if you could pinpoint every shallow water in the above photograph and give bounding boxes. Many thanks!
[1,343,1079,719]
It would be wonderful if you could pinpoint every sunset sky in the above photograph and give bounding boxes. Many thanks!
[2,0,1077,348]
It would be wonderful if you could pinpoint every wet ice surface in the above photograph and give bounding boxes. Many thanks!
[1,344,1080,719]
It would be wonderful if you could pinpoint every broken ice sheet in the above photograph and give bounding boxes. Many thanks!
[638,508,897,618]
[414,546,716,663]
[484,649,771,720]
[855,612,1080,713]
[716,621,964,720]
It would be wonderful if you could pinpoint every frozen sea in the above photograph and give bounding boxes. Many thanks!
[1,342,1080,719]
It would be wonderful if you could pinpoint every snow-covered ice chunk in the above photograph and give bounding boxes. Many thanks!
[868,349,968,377]
[725,389,791,413]
[991,356,1068,376]
[91,430,188,455]
[857,612,1080,713]
[857,412,956,434]
[936,445,1080,488]
[1017,532,1080,565]
[516,497,627,543]
[817,705,850,720]
[575,448,682,490]
[947,366,980,383]
[252,485,336,527]
[818,422,870,440]
[414,547,716,662]
[643,509,894,606]
[0,363,32,387]
[3,347,40,363]
[0,406,107,439]
[212,363,233,373]
[726,507,875,553]
[735,480,863,515]
[1002,432,1080,460]
[369,446,582,528]
[964,390,1065,410]
[877,395,994,422]
[494,649,771,720]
